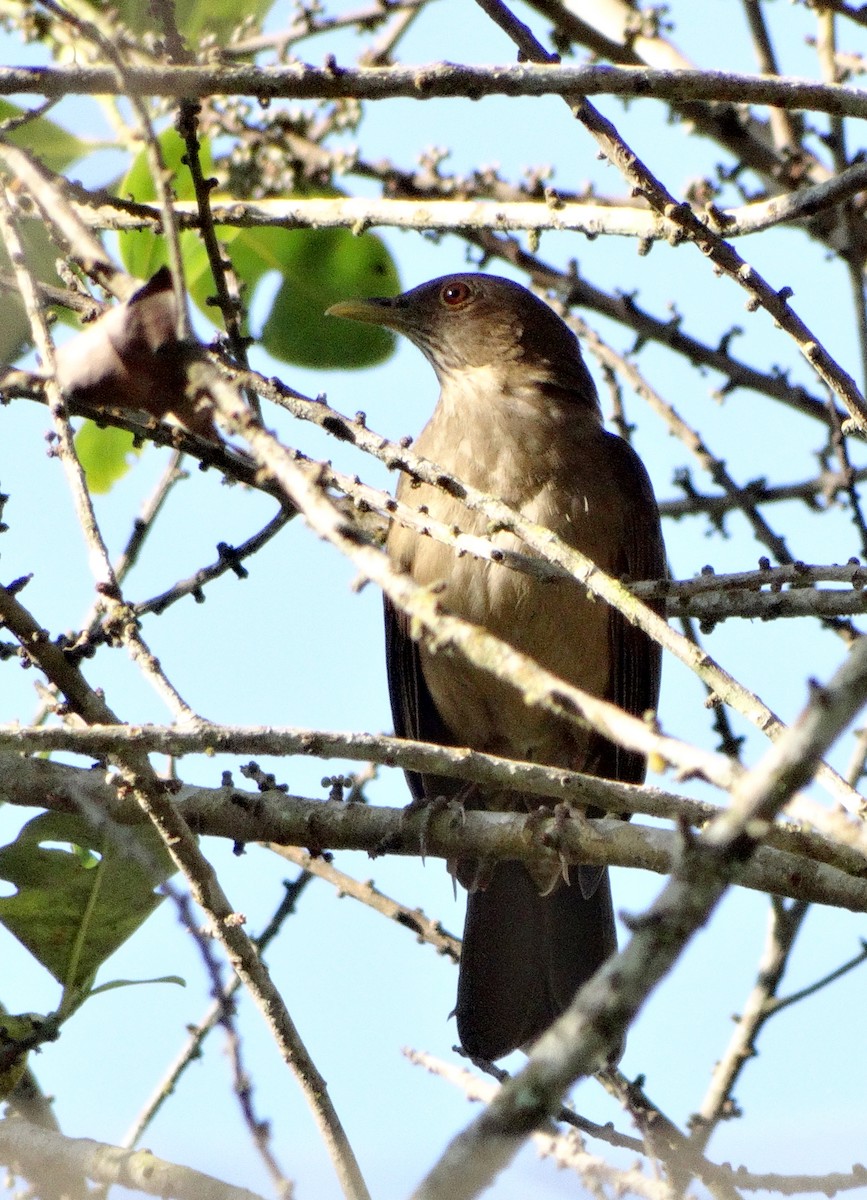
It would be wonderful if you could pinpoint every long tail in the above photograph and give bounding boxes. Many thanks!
[455,860,617,1061]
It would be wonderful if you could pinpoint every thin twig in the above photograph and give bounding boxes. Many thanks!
[741,0,801,151]
[122,873,314,1150]
[169,886,293,1199]
[689,898,810,1149]
[571,313,795,565]
[269,847,461,961]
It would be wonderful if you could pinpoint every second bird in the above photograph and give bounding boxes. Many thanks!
[328,273,664,1061]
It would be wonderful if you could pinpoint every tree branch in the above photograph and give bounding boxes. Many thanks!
[2,62,867,118]
[0,1118,264,1200]
[1,746,865,911]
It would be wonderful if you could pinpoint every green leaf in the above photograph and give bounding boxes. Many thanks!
[118,128,215,280]
[0,813,173,992]
[119,224,169,284]
[0,217,68,368]
[74,421,142,494]
[89,974,186,996]
[228,225,400,369]
[175,230,221,316]
[0,100,91,173]
[82,0,274,43]
[120,126,213,205]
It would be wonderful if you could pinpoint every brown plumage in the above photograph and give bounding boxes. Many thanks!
[329,274,664,1061]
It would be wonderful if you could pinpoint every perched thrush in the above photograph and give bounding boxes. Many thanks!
[329,274,664,1061]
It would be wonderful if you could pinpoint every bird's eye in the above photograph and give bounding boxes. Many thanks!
[440,281,472,307]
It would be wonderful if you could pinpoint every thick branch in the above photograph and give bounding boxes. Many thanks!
[0,731,861,877]
[1,749,865,911]
[63,162,867,240]
[0,1118,263,1200]
[3,63,867,117]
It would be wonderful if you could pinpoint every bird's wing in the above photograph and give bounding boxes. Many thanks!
[594,431,666,785]
[384,596,457,803]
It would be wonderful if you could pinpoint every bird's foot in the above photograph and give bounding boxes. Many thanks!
[551,802,582,886]
[523,802,585,891]
[401,792,454,862]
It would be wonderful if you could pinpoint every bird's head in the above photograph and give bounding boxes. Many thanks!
[327,273,598,409]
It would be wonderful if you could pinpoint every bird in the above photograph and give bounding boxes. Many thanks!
[54,267,220,442]
[328,273,664,1061]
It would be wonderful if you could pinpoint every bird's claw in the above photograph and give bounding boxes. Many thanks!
[523,803,583,890]
[401,792,453,863]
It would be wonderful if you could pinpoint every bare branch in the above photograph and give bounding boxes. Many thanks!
[0,1118,265,1200]
[270,846,461,961]
[405,1051,670,1200]
[690,898,809,1148]
[57,160,867,242]
[2,62,867,118]
[1,745,865,911]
